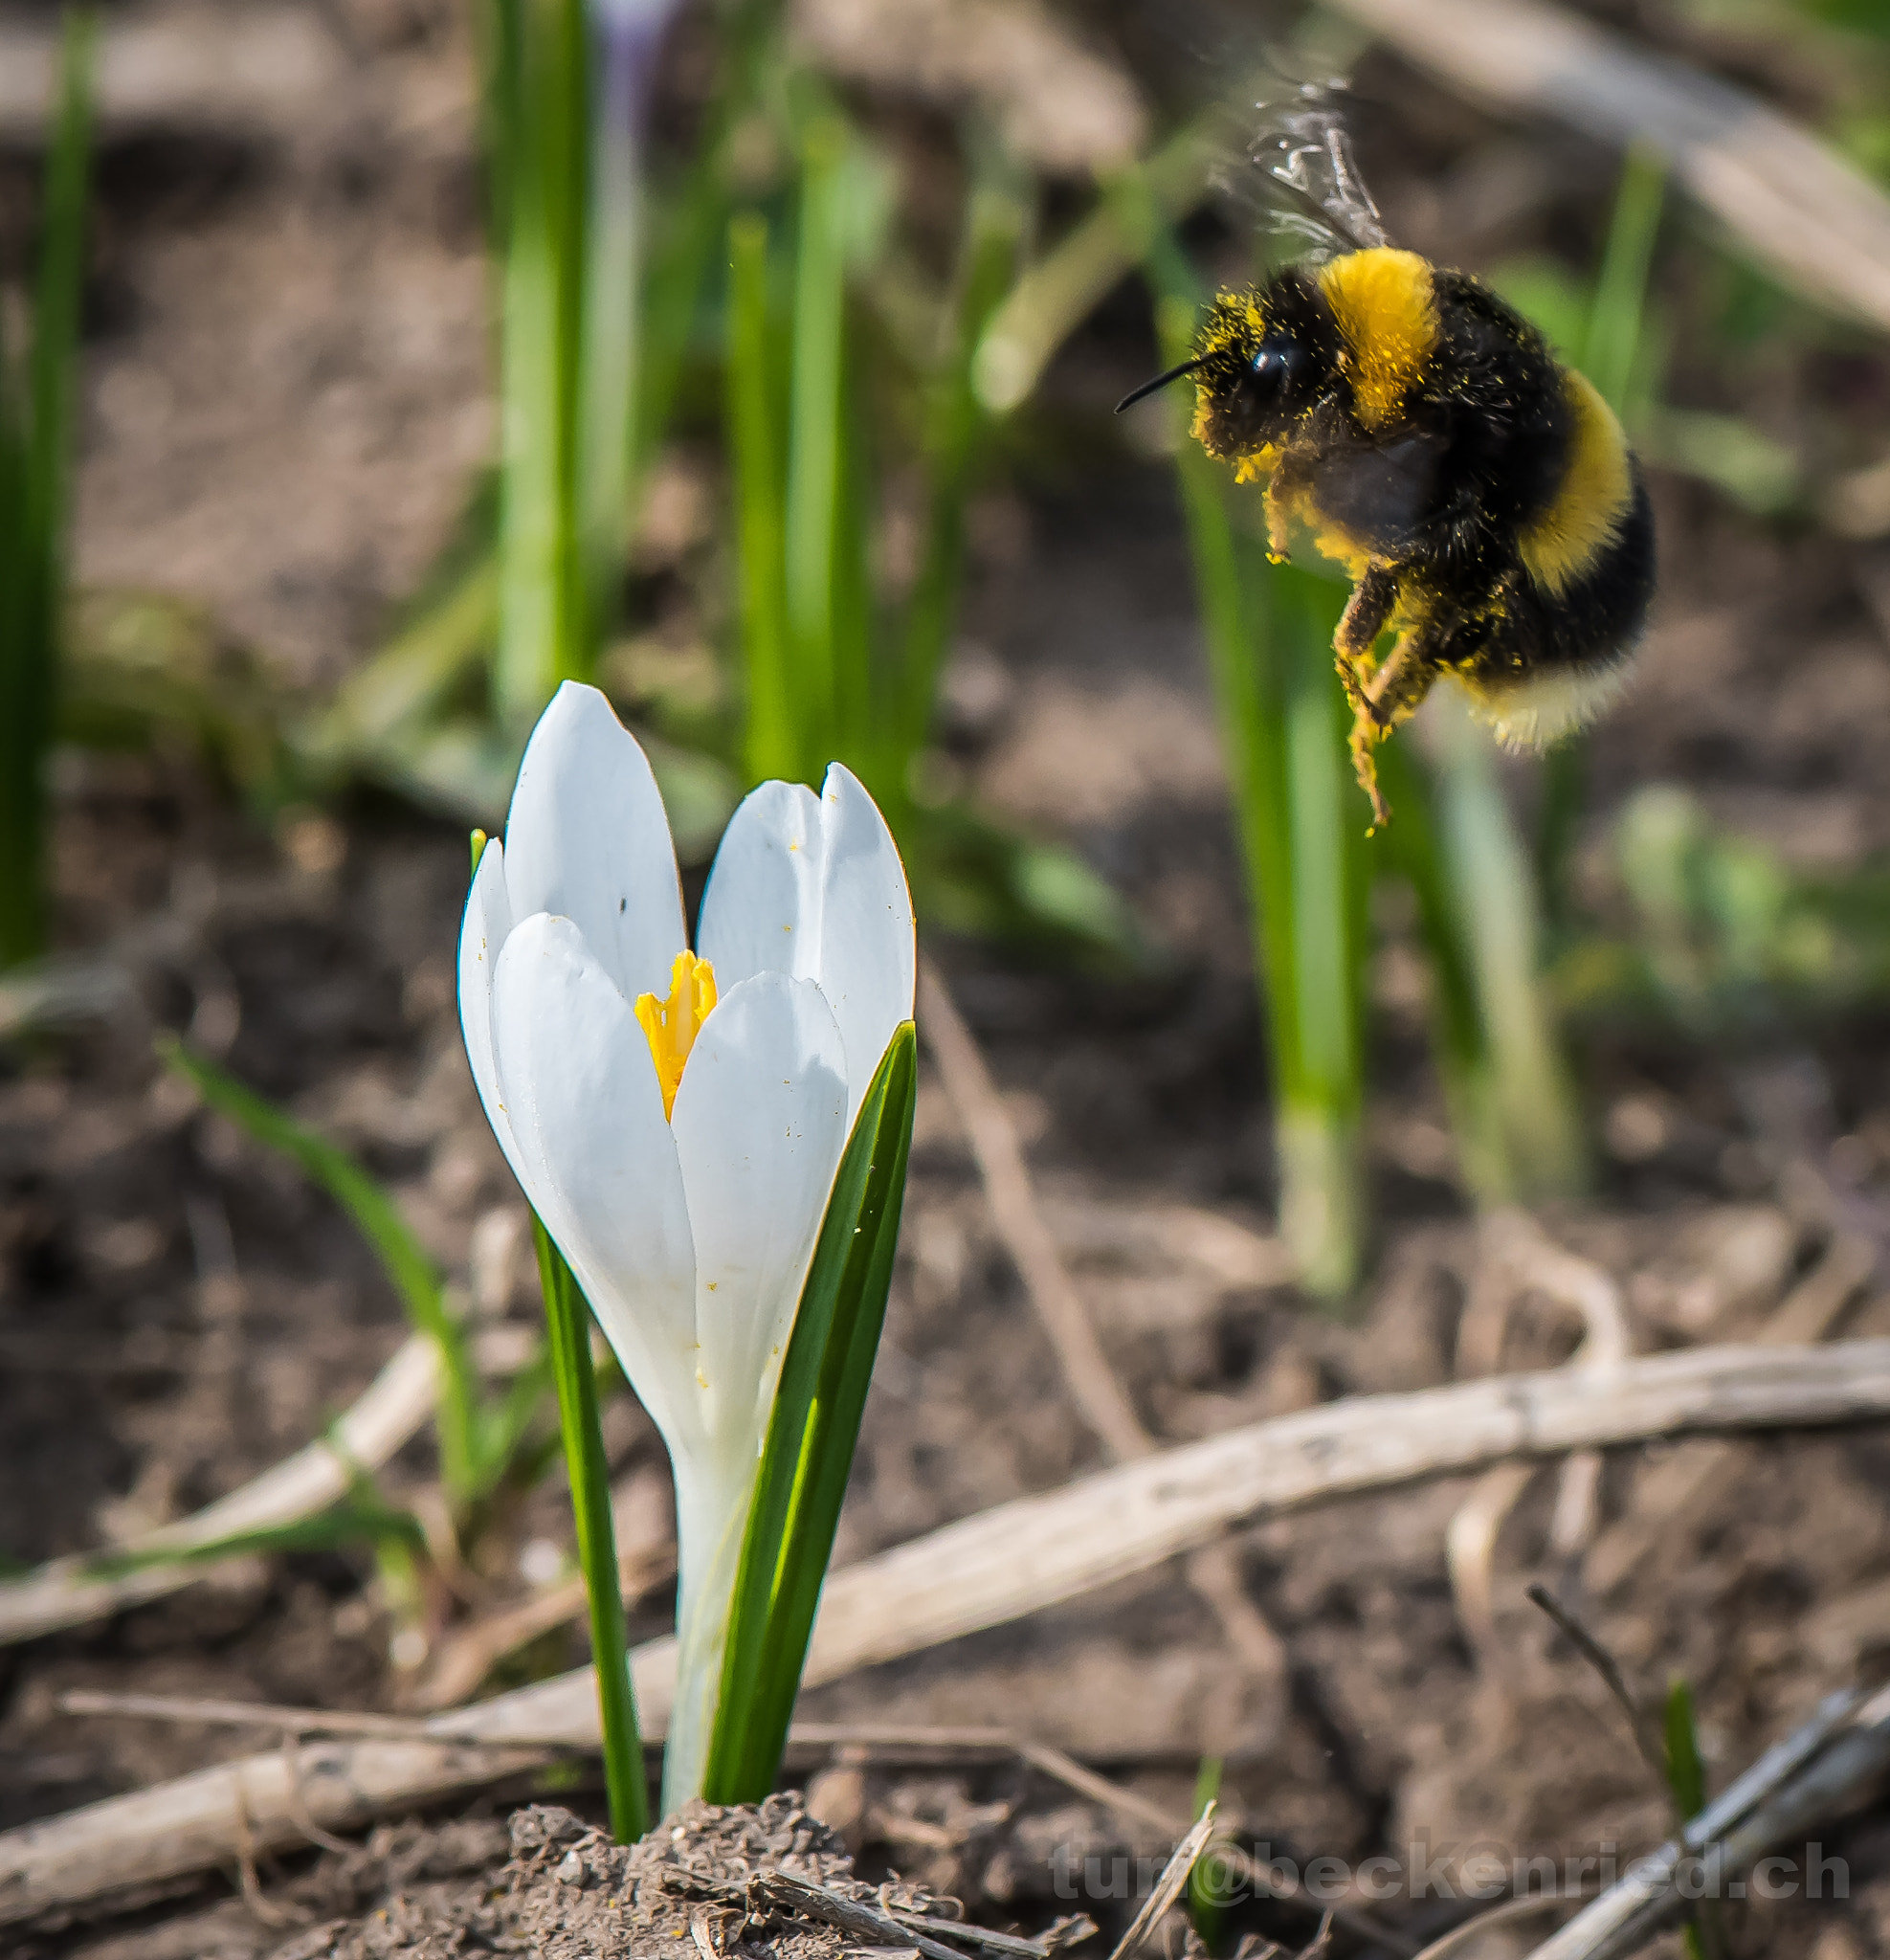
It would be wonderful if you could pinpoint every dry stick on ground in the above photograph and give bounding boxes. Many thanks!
[918,960,1291,1704]
[1519,1685,1888,1960]
[765,1870,984,1960]
[51,1701,1411,1954]
[0,1332,441,1645]
[1103,1805,1218,1960]
[411,1544,678,1711]
[13,1340,1890,1923]
[1325,0,1890,339]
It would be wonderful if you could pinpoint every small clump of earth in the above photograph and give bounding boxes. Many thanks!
[246,1793,1093,1960]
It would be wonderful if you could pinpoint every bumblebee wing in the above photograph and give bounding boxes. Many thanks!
[1240,78,1390,262]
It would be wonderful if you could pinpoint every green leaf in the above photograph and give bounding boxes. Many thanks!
[701,1020,919,1803]
[533,1216,649,1843]
[1187,1755,1226,1951]
[0,10,93,971]
[1663,1677,1716,1960]
[83,1498,425,1577]
[728,210,796,785]
[158,1036,485,1507]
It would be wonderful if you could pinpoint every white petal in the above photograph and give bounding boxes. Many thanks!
[694,779,822,987]
[697,765,914,1125]
[491,911,700,1448]
[500,680,686,1005]
[457,835,524,1184]
[668,972,847,1447]
[809,764,917,1118]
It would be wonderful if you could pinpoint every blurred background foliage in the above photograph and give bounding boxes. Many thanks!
[6,0,1890,1308]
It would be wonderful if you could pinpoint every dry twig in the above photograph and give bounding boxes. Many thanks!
[1520,1687,1885,1959]
[1446,1215,1629,1657]
[13,1338,1890,1922]
[1102,1805,1216,1960]
[0,1333,440,1645]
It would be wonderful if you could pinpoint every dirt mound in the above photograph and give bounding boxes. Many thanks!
[251,1794,1069,1960]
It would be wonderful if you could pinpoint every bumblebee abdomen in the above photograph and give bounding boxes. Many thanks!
[1517,369,1637,595]
[1454,457,1657,745]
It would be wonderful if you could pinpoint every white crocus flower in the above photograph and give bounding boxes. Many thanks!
[457,681,915,1810]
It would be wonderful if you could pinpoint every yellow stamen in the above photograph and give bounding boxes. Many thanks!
[635,951,718,1121]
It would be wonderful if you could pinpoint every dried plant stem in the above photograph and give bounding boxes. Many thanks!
[0,1333,439,1645]
[12,1339,1890,1923]
[1521,1687,1886,1960]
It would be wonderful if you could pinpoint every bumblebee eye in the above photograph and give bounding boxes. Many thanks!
[1250,339,1303,392]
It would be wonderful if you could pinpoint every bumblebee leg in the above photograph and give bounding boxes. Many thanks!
[1333,562,1399,734]
[1345,626,1443,832]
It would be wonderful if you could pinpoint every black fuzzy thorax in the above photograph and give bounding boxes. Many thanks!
[1192,258,1655,685]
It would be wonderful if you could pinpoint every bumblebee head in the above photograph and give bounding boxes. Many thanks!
[1115,275,1335,467]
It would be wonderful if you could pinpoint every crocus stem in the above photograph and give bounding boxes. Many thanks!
[661,1459,752,1815]
[532,1215,649,1842]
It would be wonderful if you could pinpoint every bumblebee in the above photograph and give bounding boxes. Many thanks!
[1122,90,1656,827]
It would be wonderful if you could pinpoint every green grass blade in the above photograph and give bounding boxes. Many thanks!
[974,109,1222,414]
[533,1216,649,1841]
[783,119,850,769]
[728,212,797,783]
[83,1499,426,1578]
[494,0,591,728]
[1157,297,1299,1097]
[1663,1677,1718,1960]
[579,14,648,657]
[896,151,1026,771]
[1278,570,1367,1298]
[1372,741,1508,1203]
[1187,1755,1226,1950]
[1541,147,1666,925]
[1583,144,1667,418]
[1431,697,1587,1198]
[0,10,94,972]
[158,1036,484,1506]
[701,1021,918,1803]
[1153,292,1364,1297]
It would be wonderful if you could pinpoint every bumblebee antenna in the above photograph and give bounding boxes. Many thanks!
[1115,357,1203,414]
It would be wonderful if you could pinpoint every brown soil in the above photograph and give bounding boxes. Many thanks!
[8,2,1890,1957]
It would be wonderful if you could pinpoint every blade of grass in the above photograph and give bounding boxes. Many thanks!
[1372,739,1509,1203]
[82,1500,426,1578]
[895,145,1027,773]
[973,108,1223,415]
[495,0,591,728]
[1583,143,1668,421]
[701,1021,918,1804]
[158,1036,485,1509]
[532,1216,649,1842]
[1429,696,1586,1198]
[1187,1755,1226,1951]
[0,10,93,972]
[728,211,797,783]
[783,118,850,773]
[580,1,663,657]
[1541,145,1667,933]
[1154,288,1365,1299]
[1663,1676,1720,1960]
[1279,568,1367,1299]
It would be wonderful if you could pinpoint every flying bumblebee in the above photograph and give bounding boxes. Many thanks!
[1121,86,1656,828]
